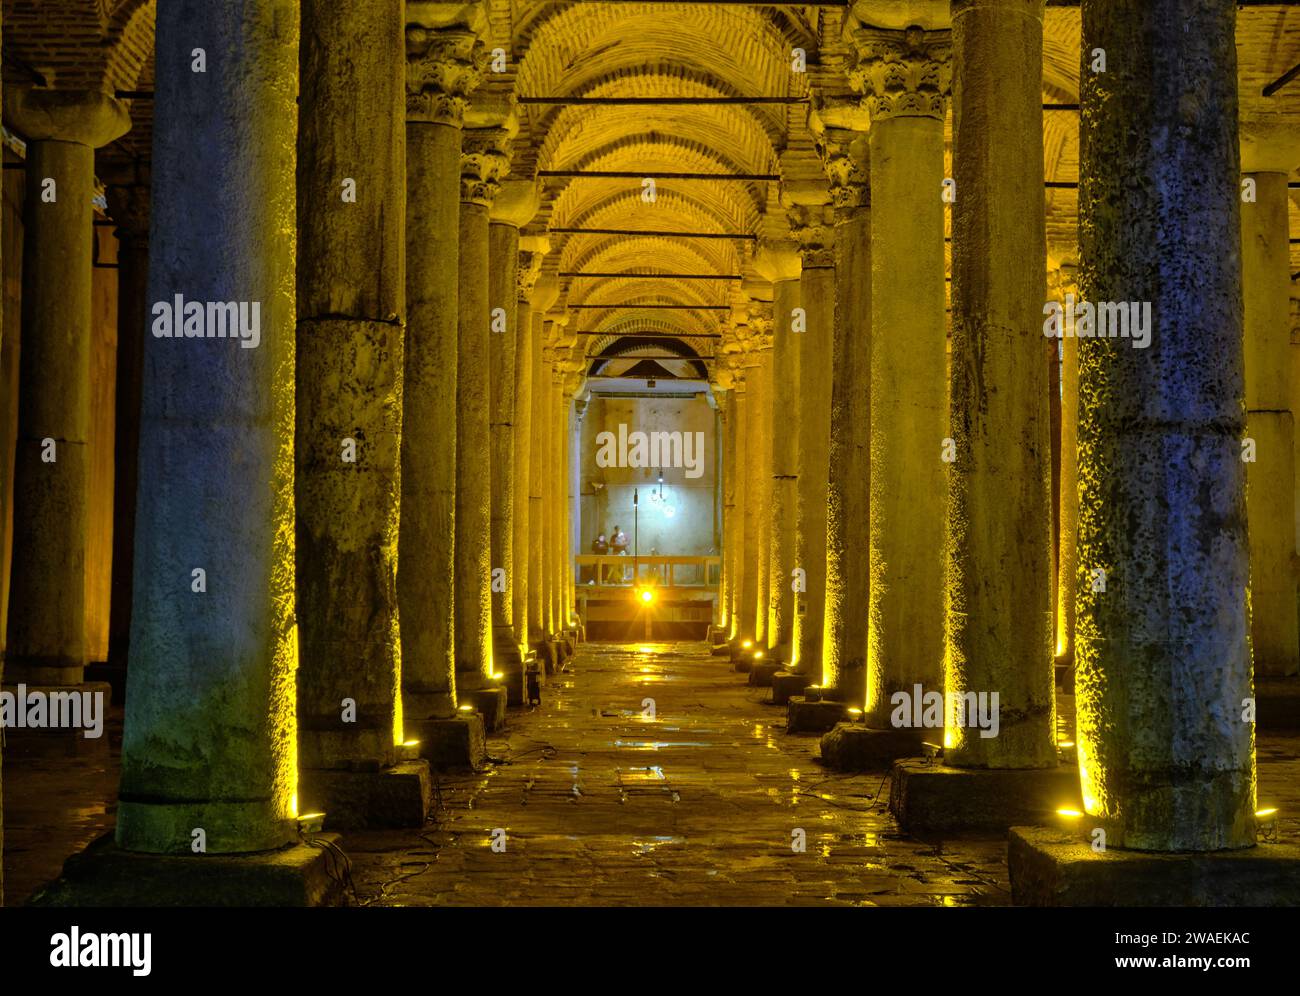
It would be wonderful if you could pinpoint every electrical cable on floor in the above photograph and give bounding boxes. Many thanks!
[301,831,359,905]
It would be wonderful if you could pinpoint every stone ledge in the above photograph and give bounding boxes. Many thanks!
[1008,825,1300,906]
[28,832,347,907]
[300,760,432,831]
[820,723,927,769]
[889,759,1082,831]
[787,697,849,734]
[461,686,508,732]
[408,714,486,770]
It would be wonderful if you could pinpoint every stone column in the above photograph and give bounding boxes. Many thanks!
[789,202,836,680]
[748,343,774,644]
[537,351,557,639]
[3,88,129,685]
[117,0,299,854]
[715,386,733,635]
[1241,135,1299,678]
[848,26,950,732]
[755,244,801,663]
[821,128,871,700]
[105,170,151,670]
[1075,0,1253,850]
[1053,261,1080,664]
[727,371,749,641]
[944,0,1055,768]
[512,242,547,647]
[295,0,406,777]
[401,13,483,724]
[528,288,558,645]
[553,373,571,631]
[456,126,509,689]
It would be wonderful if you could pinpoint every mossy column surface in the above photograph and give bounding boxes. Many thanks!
[945,0,1055,768]
[1076,0,1254,850]
[512,243,547,646]
[821,129,871,699]
[738,356,763,643]
[117,0,299,854]
[3,88,129,685]
[749,345,774,645]
[296,0,406,771]
[756,244,801,662]
[790,204,836,680]
[727,373,749,641]
[1053,262,1080,663]
[849,26,950,728]
[456,127,508,688]
[401,14,483,721]
[1240,152,1298,678]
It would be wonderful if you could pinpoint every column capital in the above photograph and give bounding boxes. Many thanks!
[517,248,546,303]
[405,26,484,126]
[817,125,870,215]
[5,87,131,147]
[786,202,837,269]
[460,127,511,206]
[753,239,801,284]
[847,25,951,122]
[491,177,542,228]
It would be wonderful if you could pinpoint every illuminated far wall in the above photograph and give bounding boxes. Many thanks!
[580,394,720,560]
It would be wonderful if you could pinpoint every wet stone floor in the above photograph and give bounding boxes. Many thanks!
[6,640,1299,906]
[345,641,1012,906]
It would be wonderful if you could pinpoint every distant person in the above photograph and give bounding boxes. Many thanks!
[610,525,630,582]
[591,532,609,584]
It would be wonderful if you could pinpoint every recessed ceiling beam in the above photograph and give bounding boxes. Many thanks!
[540,169,779,181]
[551,227,757,239]
[560,271,742,280]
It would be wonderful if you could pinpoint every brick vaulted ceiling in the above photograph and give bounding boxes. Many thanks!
[3,0,1298,381]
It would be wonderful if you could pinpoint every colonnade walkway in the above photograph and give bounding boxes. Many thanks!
[7,640,1300,906]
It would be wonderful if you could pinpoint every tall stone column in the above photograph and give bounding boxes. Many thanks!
[789,202,836,680]
[820,127,871,700]
[553,373,571,631]
[3,88,129,685]
[487,181,539,685]
[1053,261,1080,664]
[295,0,407,781]
[848,26,950,732]
[401,11,483,725]
[512,242,547,647]
[117,0,299,855]
[756,244,801,662]
[715,386,733,635]
[944,0,1055,768]
[528,287,558,645]
[456,125,509,690]
[747,342,774,644]
[1075,0,1253,850]
[1241,135,1299,678]
[537,352,557,639]
[105,170,151,670]
[727,370,749,641]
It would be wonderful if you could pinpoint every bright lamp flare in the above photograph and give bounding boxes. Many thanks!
[640,589,654,603]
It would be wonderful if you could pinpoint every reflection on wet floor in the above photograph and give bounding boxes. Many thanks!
[5,639,1300,906]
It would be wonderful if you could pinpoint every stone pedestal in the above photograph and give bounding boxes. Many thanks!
[787,697,849,734]
[299,761,433,831]
[747,660,782,687]
[818,723,928,769]
[408,714,487,770]
[771,670,813,705]
[460,686,508,732]
[889,758,1082,832]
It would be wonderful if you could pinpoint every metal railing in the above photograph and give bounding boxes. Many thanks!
[575,554,720,591]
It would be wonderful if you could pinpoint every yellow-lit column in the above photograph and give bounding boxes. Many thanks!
[820,126,871,701]
[849,26,950,737]
[749,338,775,646]
[789,202,836,680]
[1241,133,1299,677]
[512,242,547,648]
[1053,262,1080,665]
[945,0,1054,767]
[455,125,509,690]
[727,369,749,642]
[738,352,764,644]
[755,244,801,663]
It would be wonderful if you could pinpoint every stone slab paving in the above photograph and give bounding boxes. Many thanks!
[344,641,1013,906]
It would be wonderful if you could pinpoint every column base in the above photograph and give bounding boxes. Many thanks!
[460,687,508,732]
[298,760,432,831]
[29,832,347,907]
[819,723,925,768]
[787,697,850,734]
[771,671,813,705]
[747,660,783,687]
[1256,677,1300,729]
[889,759,1082,831]
[1008,826,1300,906]
[406,714,486,770]
[491,625,525,705]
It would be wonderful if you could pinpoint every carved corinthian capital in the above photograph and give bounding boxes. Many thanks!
[817,126,870,214]
[460,127,511,206]
[406,27,484,126]
[787,202,838,269]
[848,25,951,121]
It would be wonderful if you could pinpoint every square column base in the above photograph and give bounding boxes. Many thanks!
[1008,826,1300,906]
[787,697,849,734]
[818,723,925,769]
[889,759,1082,831]
[771,671,812,705]
[460,687,508,732]
[407,714,486,770]
[29,832,347,907]
[1256,677,1300,729]
[747,661,782,687]
[732,654,754,674]
[299,760,432,830]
